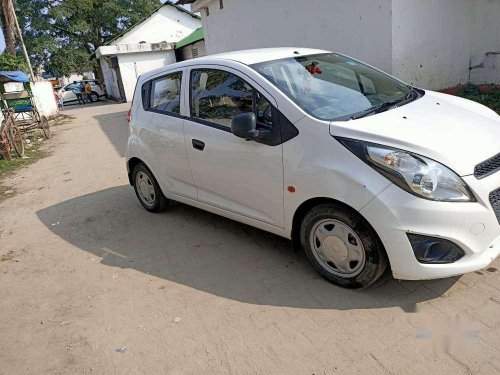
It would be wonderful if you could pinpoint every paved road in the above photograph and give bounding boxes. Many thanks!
[0,102,499,374]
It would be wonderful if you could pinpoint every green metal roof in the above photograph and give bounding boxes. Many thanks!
[175,27,204,49]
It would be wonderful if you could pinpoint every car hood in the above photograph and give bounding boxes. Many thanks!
[329,90,500,176]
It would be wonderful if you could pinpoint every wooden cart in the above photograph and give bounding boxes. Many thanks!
[0,72,51,139]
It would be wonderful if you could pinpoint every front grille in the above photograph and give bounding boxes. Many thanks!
[475,153,500,179]
[490,188,500,224]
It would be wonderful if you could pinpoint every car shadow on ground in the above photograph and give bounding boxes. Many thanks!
[36,185,459,311]
[93,111,129,157]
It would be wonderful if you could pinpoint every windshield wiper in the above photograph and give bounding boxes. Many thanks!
[349,99,401,120]
[349,88,416,120]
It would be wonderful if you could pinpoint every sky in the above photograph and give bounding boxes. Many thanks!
[0,1,191,54]
[0,29,5,52]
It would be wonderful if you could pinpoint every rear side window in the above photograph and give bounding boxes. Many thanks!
[190,69,253,128]
[150,72,182,115]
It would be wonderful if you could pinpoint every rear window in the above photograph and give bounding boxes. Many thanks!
[149,72,182,115]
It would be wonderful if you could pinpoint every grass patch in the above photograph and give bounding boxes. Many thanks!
[0,114,73,200]
[455,84,500,114]
[0,130,46,200]
[0,250,15,262]
[0,133,45,175]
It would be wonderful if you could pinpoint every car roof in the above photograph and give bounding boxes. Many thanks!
[141,47,330,80]
[207,47,329,65]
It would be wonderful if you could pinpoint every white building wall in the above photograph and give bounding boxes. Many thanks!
[118,50,177,102]
[113,6,202,45]
[180,40,206,60]
[469,0,500,85]
[195,0,500,90]
[392,0,500,89]
[199,0,393,73]
[64,72,96,85]
[97,4,202,102]
[392,0,474,89]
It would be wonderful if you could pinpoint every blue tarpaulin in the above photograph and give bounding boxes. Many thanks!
[0,71,30,83]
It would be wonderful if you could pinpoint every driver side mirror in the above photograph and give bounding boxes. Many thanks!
[231,112,259,140]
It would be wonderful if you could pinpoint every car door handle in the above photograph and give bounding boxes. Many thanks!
[192,139,205,151]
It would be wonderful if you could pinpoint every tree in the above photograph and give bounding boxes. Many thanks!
[0,53,27,71]
[15,0,162,79]
[45,47,95,77]
[1,0,16,54]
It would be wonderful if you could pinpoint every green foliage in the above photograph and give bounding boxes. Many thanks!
[0,54,28,72]
[456,84,500,114]
[15,0,162,76]
[45,47,95,77]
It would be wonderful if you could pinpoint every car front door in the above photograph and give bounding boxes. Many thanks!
[183,67,284,228]
[62,84,77,103]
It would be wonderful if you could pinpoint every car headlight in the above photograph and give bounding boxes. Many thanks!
[336,138,475,202]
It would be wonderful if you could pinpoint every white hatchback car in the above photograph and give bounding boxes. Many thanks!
[59,80,106,104]
[126,48,500,288]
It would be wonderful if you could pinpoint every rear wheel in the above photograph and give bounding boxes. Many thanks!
[9,125,24,157]
[300,203,387,288]
[90,92,99,102]
[132,163,169,212]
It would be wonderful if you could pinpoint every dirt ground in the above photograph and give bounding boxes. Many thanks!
[0,102,499,375]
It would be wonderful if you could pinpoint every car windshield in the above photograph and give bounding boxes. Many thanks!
[252,53,412,121]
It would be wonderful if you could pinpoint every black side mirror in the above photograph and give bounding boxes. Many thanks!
[231,112,259,140]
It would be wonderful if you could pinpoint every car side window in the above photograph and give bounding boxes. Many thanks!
[190,69,255,129]
[150,72,182,115]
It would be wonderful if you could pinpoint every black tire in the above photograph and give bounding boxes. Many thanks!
[132,163,169,213]
[300,203,387,289]
[9,124,24,157]
[90,92,99,103]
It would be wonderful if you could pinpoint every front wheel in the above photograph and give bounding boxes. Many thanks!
[132,163,169,213]
[300,203,388,288]
[90,92,99,102]
[40,116,51,139]
[9,125,24,157]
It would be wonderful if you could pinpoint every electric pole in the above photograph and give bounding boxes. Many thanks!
[9,1,35,82]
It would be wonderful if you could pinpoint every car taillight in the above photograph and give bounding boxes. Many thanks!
[127,108,132,123]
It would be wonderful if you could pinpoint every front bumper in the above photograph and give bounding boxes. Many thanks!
[360,172,500,280]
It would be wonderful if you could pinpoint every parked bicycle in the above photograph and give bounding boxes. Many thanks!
[0,109,24,161]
